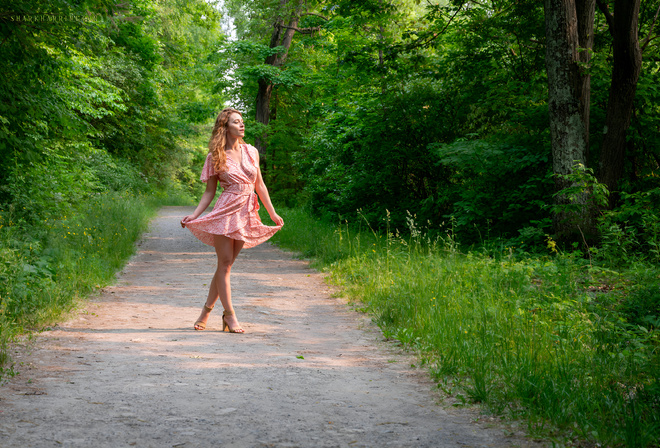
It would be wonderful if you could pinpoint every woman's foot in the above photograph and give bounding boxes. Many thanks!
[194,304,214,331]
[222,310,244,333]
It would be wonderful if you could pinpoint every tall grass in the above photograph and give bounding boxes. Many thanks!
[269,207,660,447]
[0,192,167,376]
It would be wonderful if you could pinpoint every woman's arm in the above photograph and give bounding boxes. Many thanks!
[254,152,284,227]
[180,177,218,227]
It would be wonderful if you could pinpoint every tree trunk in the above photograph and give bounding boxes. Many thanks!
[576,0,596,152]
[255,79,274,128]
[597,0,642,201]
[544,0,594,239]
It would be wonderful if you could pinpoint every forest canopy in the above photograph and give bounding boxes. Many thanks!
[0,0,225,217]
[2,0,659,248]
[216,0,660,250]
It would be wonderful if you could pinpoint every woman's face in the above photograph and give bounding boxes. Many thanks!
[226,113,245,139]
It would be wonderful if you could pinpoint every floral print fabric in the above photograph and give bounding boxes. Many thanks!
[185,144,281,248]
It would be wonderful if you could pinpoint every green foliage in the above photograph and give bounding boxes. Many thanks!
[301,79,458,229]
[230,1,660,444]
[431,139,552,240]
[599,188,660,265]
[0,0,224,210]
[220,0,563,243]
[230,41,288,60]
[220,0,660,255]
[552,162,610,213]
[622,281,660,330]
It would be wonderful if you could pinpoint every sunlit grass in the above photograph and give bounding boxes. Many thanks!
[268,206,660,447]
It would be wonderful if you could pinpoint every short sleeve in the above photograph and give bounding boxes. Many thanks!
[200,153,217,182]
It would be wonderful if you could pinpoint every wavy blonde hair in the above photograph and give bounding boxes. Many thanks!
[209,108,246,172]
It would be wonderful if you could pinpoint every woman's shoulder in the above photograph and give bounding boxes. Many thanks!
[244,143,260,159]
[203,151,215,167]
[200,152,217,182]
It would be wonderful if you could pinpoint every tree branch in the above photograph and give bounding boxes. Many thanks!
[300,12,329,21]
[596,0,615,35]
[434,2,466,38]
[643,33,660,47]
[641,3,660,52]
[279,25,322,34]
[396,1,466,53]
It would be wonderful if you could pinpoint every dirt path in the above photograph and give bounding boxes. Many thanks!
[0,207,540,448]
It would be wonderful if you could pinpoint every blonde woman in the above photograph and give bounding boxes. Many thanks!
[181,108,284,333]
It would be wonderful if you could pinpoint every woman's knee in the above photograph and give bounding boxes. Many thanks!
[216,258,233,273]
[214,235,237,270]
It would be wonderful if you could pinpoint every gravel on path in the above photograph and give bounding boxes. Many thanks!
[0,206,541,448]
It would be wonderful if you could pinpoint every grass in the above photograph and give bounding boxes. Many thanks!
[0,191,180,377]
[268,206,660,447]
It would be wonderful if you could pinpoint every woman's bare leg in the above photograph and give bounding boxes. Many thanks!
[212,235,244,331]
[194,235,244,330]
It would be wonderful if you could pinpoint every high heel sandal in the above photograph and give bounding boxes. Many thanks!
[222,310,245,333]
[194,304,214,331]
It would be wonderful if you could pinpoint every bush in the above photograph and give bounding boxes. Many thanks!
[599,188,660,265]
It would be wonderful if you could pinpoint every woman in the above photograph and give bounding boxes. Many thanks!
[181,108,284,333]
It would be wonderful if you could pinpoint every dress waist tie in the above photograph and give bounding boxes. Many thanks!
[222,184,259,214]
[222,183,254,196]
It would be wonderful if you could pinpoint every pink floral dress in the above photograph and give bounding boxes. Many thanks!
[185,144,282,248]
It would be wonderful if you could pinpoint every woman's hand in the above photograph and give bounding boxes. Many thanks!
[180,215,197,228]
[270,212,284,227]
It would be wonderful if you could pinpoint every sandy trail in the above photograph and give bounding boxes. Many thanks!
[0,207,538,447]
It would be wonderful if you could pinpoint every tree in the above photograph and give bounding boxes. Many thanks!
[596,0,644,199]
[543,0,597,238]
[254,0,326,151]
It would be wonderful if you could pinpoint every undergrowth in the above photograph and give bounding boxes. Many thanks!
[0,191,193,377]
[268,207,660,447]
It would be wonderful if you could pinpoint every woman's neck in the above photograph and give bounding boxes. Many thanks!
[226,136,240,151]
